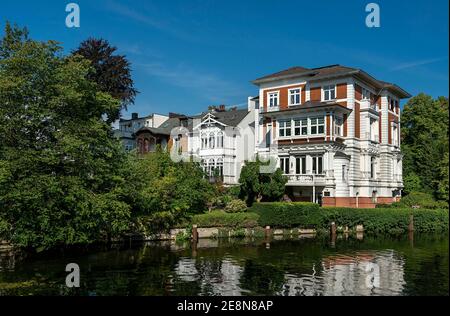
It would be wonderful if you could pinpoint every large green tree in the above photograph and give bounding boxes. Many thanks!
[401,93,449,201]
[0,23,131,250]
[72,38,138,123]
[239,159,288,206]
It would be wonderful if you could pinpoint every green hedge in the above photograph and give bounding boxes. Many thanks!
[249,203,449,235]
[250,202,320,228]
[192,211,259,228]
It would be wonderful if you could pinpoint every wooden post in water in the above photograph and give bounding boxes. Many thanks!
[192,225,199,243]
[409,215,414,232]
[265,226,271,238]
[330,222,337,247]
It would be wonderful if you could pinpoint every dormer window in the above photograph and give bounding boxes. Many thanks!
[288,88,301,106]
[323,85,336,101]
[268,92,279,108]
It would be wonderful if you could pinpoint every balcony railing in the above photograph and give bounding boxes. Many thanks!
[287,174,327,185]
[360,100,378,111]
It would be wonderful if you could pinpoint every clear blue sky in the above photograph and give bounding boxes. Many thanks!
[1,0,448,119]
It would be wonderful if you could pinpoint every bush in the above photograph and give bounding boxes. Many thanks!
[192,211,259,228]
[250,202,320,228]
[225,199,248,213]
[319,207,449,235]
[248,202,449,235]
[392,192,446,209]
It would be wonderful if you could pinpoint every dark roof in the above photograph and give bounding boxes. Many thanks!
[206,109,250,127]
[135,117,185,136]
[253,64,411,98]
[261,101,351,116]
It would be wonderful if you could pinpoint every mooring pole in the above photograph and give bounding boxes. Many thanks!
[192,224,199,243]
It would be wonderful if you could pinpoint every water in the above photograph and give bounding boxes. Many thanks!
[0,235,448,296]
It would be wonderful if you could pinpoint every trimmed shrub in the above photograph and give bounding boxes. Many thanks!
[225,199,248,213]
[250,202,320,228]
[192,211,259,228]
[249,202,448,235]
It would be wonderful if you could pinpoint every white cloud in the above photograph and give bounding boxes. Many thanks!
[390,57,448,71]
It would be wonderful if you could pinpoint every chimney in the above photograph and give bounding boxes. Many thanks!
[131,113,139,120]
[218,105,226,112]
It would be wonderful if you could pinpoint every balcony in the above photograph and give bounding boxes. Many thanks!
[286,174,327,186]
[360,100,378,112]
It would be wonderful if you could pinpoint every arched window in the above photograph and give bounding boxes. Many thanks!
[201,133,208,149]
[209,133,215,149]
[217,132,224,148]
[208,159,215,176]
[216,158,224,177]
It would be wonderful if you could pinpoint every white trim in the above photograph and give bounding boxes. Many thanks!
[288,87,302,106]
[322,84,337,102]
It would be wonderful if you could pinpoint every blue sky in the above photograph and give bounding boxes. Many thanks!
[1,0,448,118]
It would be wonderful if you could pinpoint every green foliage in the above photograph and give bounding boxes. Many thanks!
[192,211,259,228]
[249,203,448,235]
[127,150,215,233]
[391,192,448,209]
[250,203,320,228]
[0,23,132,249]
[239,158,288,206]
[402,94,449,201]
[318,208,449,235]
[224,199,248,213]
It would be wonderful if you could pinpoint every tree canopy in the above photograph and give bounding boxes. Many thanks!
[72,38,138,122]
[239,159,288,206]
[401,93,449,201]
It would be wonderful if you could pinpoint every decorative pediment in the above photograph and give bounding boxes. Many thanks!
[193,112,227,130]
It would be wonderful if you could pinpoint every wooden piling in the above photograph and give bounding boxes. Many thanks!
[409,215,414,232]
[330,222,337,236]
[192,225,199,243]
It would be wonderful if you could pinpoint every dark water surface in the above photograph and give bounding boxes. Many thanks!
[0,234,448,296]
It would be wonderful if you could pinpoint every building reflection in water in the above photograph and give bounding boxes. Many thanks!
[173,249,406,296]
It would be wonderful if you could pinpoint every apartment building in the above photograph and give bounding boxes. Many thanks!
[252,65,410,208]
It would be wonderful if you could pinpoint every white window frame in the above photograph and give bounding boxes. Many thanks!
[335,116,343,137]
[217,131,224,149]
[268,91,279,108]
[294,118,308,137]
[295,156,307,175]
[288,88,301,106]
[280,157,290,175]
[322,85,336,101]
[312,156,324,175]
[201,133,208,149]
[209,132,215,149]
[392,123,399,147]
[310,116,325,136]
[278,120,292,138]
[362,87,371,100]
